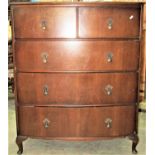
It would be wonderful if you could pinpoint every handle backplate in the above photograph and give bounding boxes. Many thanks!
[107,52,113,63]
[41,20,47,30]
[43,118,50,129]
[43,85,48,96]
[41,52,48,64]
[105,118,112,128]
[105,84,113,96]
[107,18,113,30]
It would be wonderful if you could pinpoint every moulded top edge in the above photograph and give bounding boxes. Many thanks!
[9,2,143,7]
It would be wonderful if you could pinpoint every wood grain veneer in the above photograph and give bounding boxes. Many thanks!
[11,2,142,154]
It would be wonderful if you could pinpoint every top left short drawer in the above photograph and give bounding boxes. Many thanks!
[12,6,76,38]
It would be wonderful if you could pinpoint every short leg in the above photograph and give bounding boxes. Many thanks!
[16,136,28,154]
[129,132,139,154]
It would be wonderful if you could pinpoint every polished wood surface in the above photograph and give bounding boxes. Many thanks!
[10,2,142,6]
[15,40,140,72]
[18,106,135,137]
[139,4,146,101]
[13,6,76,38]
[79,7,140,38]
[12,4,141,39]
[17,73,137,106]
[11,2,142,154]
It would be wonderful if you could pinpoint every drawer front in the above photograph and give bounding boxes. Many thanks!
[17,73,137,106]
[79,7,140,38]
[15,41,139,72]
[18,106,135,137]
[13,6,76,38]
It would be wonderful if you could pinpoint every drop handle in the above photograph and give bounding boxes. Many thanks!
[41,20,47,30]
[43,85,48,96]
[107,53,113,63]
[41,52,48,64]
[43,118,50,129]
[104,85,113,96]
[107,18,113,30]
[105,118,112,128]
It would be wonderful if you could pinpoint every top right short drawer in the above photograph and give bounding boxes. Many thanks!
[79,6,140,38]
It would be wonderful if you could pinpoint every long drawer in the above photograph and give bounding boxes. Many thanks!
[13,6,76,38]
[79,7,140,38]
[15,41,139,72]
[18,106,135,137]
[16,73,137,106]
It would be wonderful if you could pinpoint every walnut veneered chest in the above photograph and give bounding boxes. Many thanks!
[11,2,143,154]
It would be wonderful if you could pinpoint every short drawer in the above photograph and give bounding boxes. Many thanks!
[12,6,76,38]
[18,106,135,138]
[79,7,140,38]
[17,73,138,106]
[15,40,139,72]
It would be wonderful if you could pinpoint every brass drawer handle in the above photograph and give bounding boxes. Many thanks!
[41,20,47,30]
[41,52,48,64]
[43,85,48,96]
[43,118,50,129]
[107,18,113,30]
[105,85,113,96]
[105,118,112,128]
[107,52,113,63]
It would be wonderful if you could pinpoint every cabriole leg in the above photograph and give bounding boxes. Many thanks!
[129,132,139,154]
[16,136,28,154]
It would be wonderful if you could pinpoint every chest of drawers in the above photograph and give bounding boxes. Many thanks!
[11,2,142,154]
